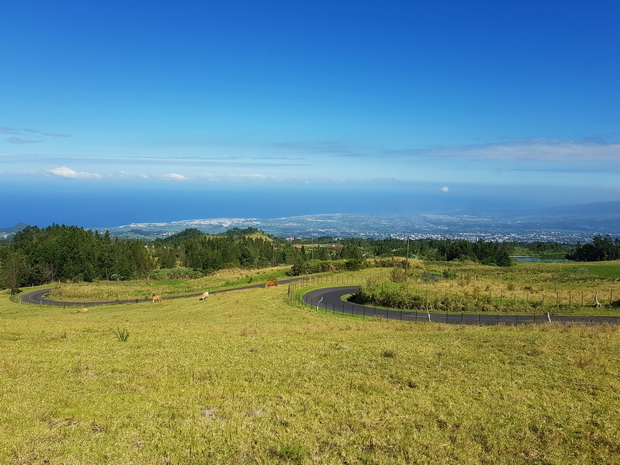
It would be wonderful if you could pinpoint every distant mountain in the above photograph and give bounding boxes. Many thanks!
[539,200,620,218]
[99,201,620,243]
[0,222,28,233]
[0,223,28,239]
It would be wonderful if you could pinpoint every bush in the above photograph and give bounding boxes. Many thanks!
[286,260,348,276]
[344,258,368,271]
[148,267,202,280]
[390,267,407,283]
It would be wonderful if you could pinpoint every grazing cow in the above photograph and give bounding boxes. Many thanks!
[199,291,209,300]
[152,295,164,303]
[74,308,88,313]
[265,280,278,288]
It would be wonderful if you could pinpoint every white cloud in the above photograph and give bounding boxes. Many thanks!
[46,166,102,179]
[440,186,449,192]
[160,173,188,181]
[239,174,269,180]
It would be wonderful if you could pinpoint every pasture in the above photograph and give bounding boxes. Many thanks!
[354,260,620,316]
[1,265,619,464]
[45,267,288,303]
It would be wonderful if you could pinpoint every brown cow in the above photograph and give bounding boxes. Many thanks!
[152,295,164,303]
[199,291,209,300]
[74,308,88,313]
[264,280,278,288]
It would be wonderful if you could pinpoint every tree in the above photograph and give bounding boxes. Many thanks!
[0,250,29,293]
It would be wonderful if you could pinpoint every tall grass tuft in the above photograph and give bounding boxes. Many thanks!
[113,327,130,342]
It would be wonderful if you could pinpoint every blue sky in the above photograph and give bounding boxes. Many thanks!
[1,0,619,228]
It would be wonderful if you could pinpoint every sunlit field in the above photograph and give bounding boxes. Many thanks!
[2,266,619,464]
[350,260,620,316]
[45,267,290,303]
[41,260,620,317]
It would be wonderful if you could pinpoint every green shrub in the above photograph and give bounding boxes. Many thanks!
[148,267,202,280]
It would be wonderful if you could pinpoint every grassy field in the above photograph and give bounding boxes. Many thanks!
[2,267,620,464]
[45,267,290,302]
[349,260,620,316]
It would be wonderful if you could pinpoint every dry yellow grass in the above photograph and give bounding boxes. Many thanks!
[47,266,290,302]
[364,260,620,314]
[2,274,619,464]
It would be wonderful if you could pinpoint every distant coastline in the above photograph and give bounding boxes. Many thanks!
[4,201,619,243]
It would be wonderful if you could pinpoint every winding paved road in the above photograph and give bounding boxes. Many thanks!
[18,277,302,307]
[18,282,620,325]
[302,286,620,326]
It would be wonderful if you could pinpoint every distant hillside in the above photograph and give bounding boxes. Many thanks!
[99,201,620,243]
[0,223,28,233]
[540,200,620,218]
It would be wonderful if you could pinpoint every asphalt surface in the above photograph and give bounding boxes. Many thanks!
[302,286,620,326]
[18,281,620,325]
[18,277,302,307]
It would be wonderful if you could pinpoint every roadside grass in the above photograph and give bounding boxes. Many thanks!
[356,260,620,316]
[2,282,619,464]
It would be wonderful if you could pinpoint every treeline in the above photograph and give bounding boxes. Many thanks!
[0,225,304,291]
[155,229,298,271]
[435,239,512,266]
[567,235,620,261]
[5,223,615,292]
[297,237,513,267]
[1,225,152,290]
[0,226,517,291]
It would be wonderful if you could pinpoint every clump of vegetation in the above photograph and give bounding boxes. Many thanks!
[112,327,130,342]
[568,234,620,261]
[272,441,306,464]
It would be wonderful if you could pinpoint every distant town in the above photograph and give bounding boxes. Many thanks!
[2,201,619,244]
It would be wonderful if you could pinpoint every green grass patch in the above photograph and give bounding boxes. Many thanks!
[347,260,620,316]
[152,280,189,287]
[577,263,620,279]
[47,266,293,302]
[2,282,619,464]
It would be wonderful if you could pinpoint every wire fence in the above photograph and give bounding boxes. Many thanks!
[288,275,620,326]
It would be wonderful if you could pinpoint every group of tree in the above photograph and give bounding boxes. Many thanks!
[567,235,620,261]
[434,239,512,266]
[0,225,152,291]
[0,226,320,291]
[5,223,617,293]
